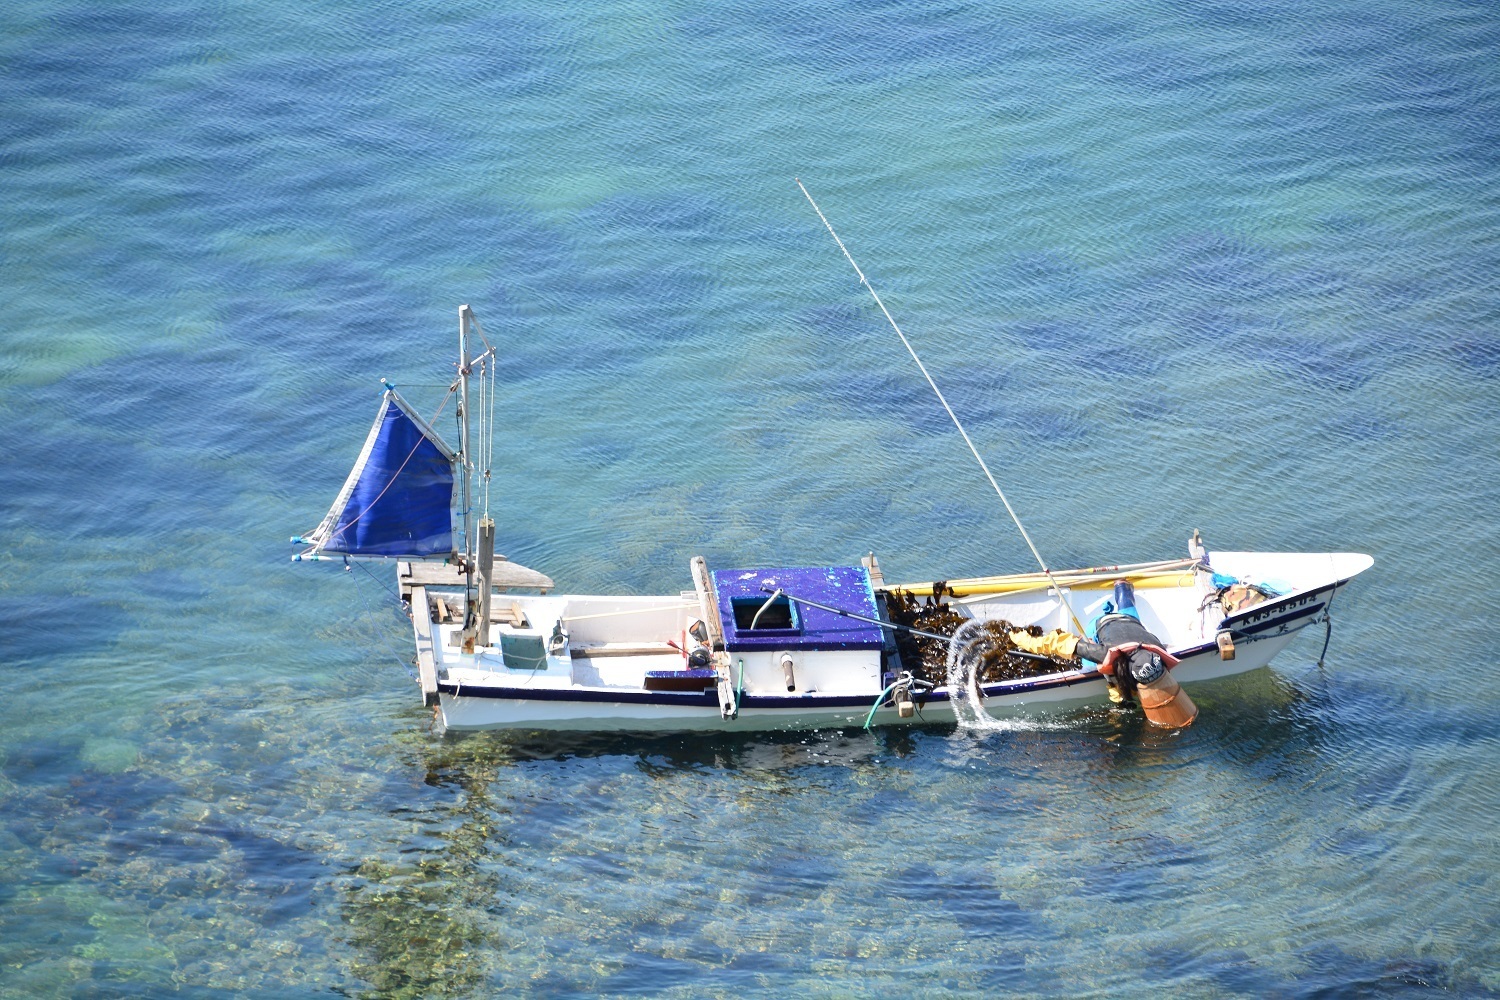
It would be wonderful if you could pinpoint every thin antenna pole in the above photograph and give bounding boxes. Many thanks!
[795,178,1084,633]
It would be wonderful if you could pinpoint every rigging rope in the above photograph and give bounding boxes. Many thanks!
[451,343,497,540]
[347,560,419,679]
[478,353,490,516]
[795,178,1085,633]
[484,348,497,516]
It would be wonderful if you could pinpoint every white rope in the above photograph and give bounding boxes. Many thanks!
[795,178,1084,633]
[478,353,492,517]
[463,341,498,520]
[460,306,498,521]
[475,353,484,517]
[560,602,698,623]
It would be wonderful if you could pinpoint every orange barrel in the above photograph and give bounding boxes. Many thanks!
[1136,670,1198,728]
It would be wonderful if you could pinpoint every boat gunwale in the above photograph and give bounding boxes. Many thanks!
[434,575,1350,712]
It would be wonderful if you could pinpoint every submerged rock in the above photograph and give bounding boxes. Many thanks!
[80,738,140,775]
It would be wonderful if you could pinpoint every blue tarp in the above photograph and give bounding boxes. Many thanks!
[314,393,456,558]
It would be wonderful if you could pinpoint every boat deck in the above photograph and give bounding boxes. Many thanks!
[395,558,555,600]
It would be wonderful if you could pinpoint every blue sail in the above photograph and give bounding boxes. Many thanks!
[302,390,458,558]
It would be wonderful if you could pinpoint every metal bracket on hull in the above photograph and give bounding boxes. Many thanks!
[717,672,738,720]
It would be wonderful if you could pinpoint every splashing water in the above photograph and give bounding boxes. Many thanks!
[944,619,1039,732]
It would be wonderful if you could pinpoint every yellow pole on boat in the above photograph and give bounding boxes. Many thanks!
[889,568,1200,599]
[888,557,1196,594]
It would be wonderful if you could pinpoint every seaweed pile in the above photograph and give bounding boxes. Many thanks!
[882,587,1075,685]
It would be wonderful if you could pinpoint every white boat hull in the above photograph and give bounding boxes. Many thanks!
[299,312,1372,737]
[427,554,1362,733]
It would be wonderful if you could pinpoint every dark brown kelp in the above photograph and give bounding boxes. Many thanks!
[883,590,1075,685]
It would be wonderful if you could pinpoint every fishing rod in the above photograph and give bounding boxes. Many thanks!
[794,178,1085,634]
[758,586,947,642]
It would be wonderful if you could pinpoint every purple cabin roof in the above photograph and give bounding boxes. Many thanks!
[711,565,884,652]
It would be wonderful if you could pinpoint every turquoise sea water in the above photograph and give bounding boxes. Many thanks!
[3,1,1498,995]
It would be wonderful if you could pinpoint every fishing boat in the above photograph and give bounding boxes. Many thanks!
[293,305,1371,733]
[294,188,1372,733]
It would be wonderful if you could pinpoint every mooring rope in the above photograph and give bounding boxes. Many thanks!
[796,178,1084,633]
[1316,591,1337,668]
[480,349,497,518]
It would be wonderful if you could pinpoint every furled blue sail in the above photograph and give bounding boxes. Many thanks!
[299,389,458,559]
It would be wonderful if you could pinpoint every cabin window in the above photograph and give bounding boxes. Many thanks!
[731,594,799,633]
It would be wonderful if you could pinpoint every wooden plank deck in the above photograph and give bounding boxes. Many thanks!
[396,558,554,599]
[401,559,554,706]
[409,584,440,706]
